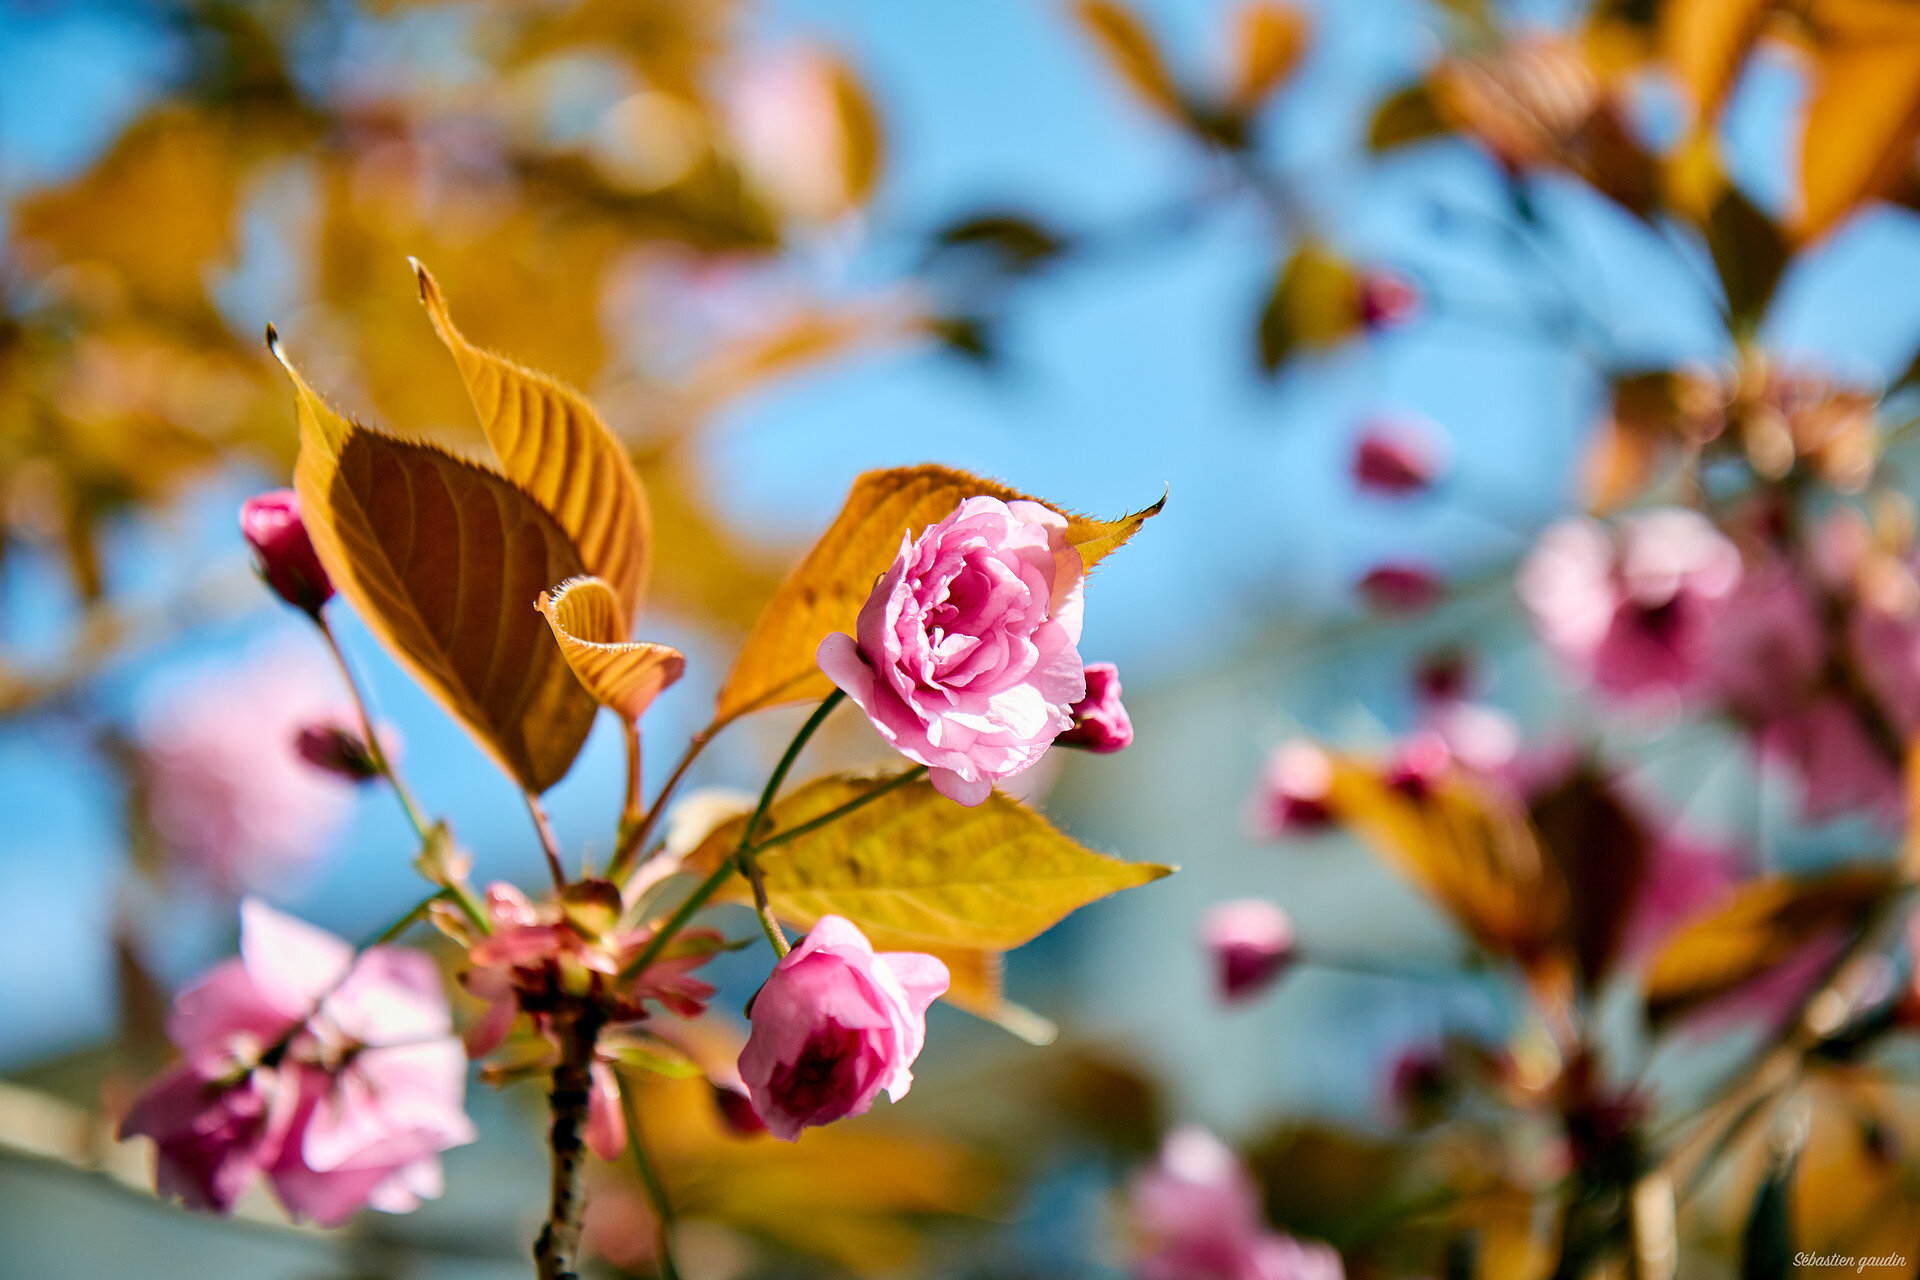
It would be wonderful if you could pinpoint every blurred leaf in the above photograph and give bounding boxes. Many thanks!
[1661,0,1776,124]
[273,332,599,792]
[1071,0,1188,120]
[1529,767,1652,992]
[925,212,1070,277]
[685,770,1172,952]
[1741,1148,1797,1280]
[415,261,654,624]
[1223,1,1310,115]
[1368,83,1450,151]
[1325,755,1568,976]
[1643,868,1894,1024]
[1707,185,1791,327]
[1257,241,1361,374]
[712,464,1160,724]
[538,575,686,723]
[1797,17,1920,240]
[826,54,886,209]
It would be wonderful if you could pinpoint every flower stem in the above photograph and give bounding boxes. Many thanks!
[317,612,428,840]
[742,766,927,856]
[621,720,644,833]
[526,792,567,889]
[534,1005,607,1280]
[618,1081,681,1280]
[732,692,845,958]
[610,726,715,889]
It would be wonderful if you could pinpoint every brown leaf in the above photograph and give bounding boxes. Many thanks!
[1368,83,1450,151]
[712,465,1160,725]
[1528,767,1653,992]
[538,576,686,723]
[1223,1,1310,115]
[414,260,653,626]
[273,330,599,792]
[1072,0,1188,120]
[1643,867,1894,1024]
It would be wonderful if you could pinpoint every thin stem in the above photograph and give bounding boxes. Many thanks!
[619,860,738,984]
[621,721,644,832]
[743,766,927,855]
[317,613,428,839]
[526,792,567,889]
[730,692,845,958]
[619,1081,682,1280]
[610,726,716,888]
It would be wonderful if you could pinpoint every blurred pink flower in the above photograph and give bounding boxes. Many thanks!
[723,45,861,222]
[1383,1045,1453,1127]
[1059,661,1134,752]
[1352,418,1445,496]
[1518,510,1741,701]
[1358,563,1442,613]
[1356,269,1420,331]
[1202,900,1297,1003]
[120,900,475,1225]
[1622,835,1740,961]
[1250,740,1334,837]
[819,495,1087,806]
[1707,558,1826,724]
[738,916,948,1141]
[137,644,360,893]
[1758,696,1904,824]
[1849,602,1920,736]
[240,490,332,617]
[1131,1126,1344,1280]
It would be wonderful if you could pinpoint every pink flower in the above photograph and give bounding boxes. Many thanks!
[1707,558,1826,724]
[1358,563,1442,613]
[1518,510,1742,701]
[723,45,863,221]
[818,495,1087,806]
[1131,1127,1344,1280]
[241,490,333,616]
[1355,269,1420,331]
[1352,418,1444,496]
[1850,601,1920,736]
[1251,740,1334,836]
[1059,661,1133,752]
[120,901,475,1225]
[137,645,359,893]
[737,916,948,1141]
[294,721,381,783]
[1758,696,1903,824]
[1202,900,1297,1003]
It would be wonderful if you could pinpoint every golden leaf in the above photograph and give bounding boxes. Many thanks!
[1797,22,1920,240]
[825,54,885,210]
[537,576,686,722]
[1325,755,1568,973]
[1223,1,1310,114]
[1659,0,1775,124]
[1072,0,1188,119]
[1643,867,1895,1024]
[712,464,1161,725]
[413,260,653,625]
[272,330,599,792]
[685,771,1172,952]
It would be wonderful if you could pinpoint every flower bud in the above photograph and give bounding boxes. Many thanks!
[1352,418,1444,496]
[294,720,380,782]
[1201,899,1296,1003]
[1356,268,1420,330]
[1359,563,1442,614]
[240,490,332,617]
[710,1080,770,1137]
[1057,662,1133,752]
[1252,739,1334,836]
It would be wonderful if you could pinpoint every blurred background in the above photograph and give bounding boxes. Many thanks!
[7,0,1920,1275]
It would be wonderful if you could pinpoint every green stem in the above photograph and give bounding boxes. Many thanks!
[619,1081,682,1280]
[731,692,844,958]
[743,766,926,855]
[317,613,428,840]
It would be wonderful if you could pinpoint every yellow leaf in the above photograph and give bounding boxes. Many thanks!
[1659,0,1776,123]
[1223,1,1309,115]
[825,55,885,209]
[1324,755,1567,973]
[712,464,1160,725]
[1257,240,1361,374]
[1643,867,1894,1023]
[1072,0,1188,120]
[272,329,600,792]
[686,771,1172,952]
[1798,27,1920,240]
[537,576,686,722]
[413,260,654,626]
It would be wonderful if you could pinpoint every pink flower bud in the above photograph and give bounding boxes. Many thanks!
[1202,899,1296,1003]
[737,916,949,1141]
[710,1080,769,1137]
[1057,662,1133,752]
[294,721,380,782]
[1384,730,1452,800]
[1352,418,1445,496]
[1356,269,1420,330]
[241,490,333,617]
[1252,739,1334,836]
[1358,563,1442,613]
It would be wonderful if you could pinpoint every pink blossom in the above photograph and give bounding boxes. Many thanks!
[1352,418,1444,496]
[1518,511,1742,701]
[241,490,332,616]
[294,721,382,783]
[819,495,1087,806]
[1131,1127,1344,1280]
[137,645,359,893]
[723,45,861,222]
[1356,269,1420,330]
[1358,563,1442,613]
[1059,661,1134,752]
[120,901,475,1225]
[1384,729,1454,800]
[1202,900,1297,1003]
[1418,701,1521,776]
[1850,602,1920,736]
[737,916,948,1141]
[1707,558,1826,724]
[1758,696,1903,824]
[1251,740,1334,836]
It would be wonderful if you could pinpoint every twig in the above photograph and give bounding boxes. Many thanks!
[533,1006,607,1280]
[526,792,567,889]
